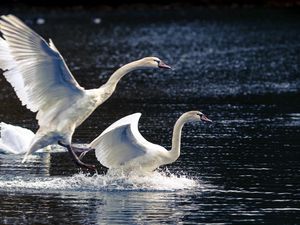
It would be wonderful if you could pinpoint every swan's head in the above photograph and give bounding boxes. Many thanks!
[184,111,212,123]
[139,57,171,69]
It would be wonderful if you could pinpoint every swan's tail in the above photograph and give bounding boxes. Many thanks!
[0,122,34,154]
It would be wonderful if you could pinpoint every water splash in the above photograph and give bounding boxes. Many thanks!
[0,170,199,193]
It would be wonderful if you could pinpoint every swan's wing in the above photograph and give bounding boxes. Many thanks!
[0,142,18,154]
[90,113,161,168]
[0,122,35,154]
[0,15,84,126]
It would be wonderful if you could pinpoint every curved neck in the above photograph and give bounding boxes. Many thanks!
[104,60,143,91]
[168,115,188,162]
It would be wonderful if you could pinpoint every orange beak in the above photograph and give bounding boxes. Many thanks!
[201,114,212,123]
[158,60,171,69]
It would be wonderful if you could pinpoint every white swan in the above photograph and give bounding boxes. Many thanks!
[0,15,171,170]
[0,122,34,154]
[90,111,212,172]
[0,122,83,154]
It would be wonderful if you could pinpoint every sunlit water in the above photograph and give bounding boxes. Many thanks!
[0,170,199,192]
[0,7,299,224]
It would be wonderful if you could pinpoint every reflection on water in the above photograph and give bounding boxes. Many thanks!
[0,168,203,224]
[0,7,299,225]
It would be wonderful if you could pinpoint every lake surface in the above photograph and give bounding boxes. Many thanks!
[0,7,299,224]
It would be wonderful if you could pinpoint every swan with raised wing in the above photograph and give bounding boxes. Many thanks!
[90,111,212,172]
[0,15,171,170]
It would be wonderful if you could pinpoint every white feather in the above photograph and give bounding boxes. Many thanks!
[0,14,84,127]
[0,122,34,154]
[0,14,170,165]
[90,113,167,170]
[90,111,209,172]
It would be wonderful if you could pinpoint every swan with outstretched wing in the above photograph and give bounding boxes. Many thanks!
[90,111,212,172]
[0,15,171,170]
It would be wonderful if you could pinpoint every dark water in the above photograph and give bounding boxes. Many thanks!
[0,8,300,224]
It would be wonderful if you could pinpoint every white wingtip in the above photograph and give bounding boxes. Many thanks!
[99,113,142,137]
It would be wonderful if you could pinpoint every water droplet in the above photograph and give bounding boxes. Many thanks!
[93,18,101,24]
[36,18,45,25]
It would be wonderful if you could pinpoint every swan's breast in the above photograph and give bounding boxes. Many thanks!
[124,147,169,172]
[55,92,98,130]
[73,94,99,127]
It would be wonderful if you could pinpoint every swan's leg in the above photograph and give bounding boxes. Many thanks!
[58,141,96,171]
[78,149,94,160]
[60,143,95,159]
[72,145,93,152]
[72,146,95,156]
[71,146,95,160]
[57,142,94,154]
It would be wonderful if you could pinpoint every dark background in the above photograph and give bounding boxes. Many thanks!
[0,2,299,224]
[1,0,300,8]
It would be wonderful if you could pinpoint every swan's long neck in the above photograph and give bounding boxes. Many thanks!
[103,60,143,92]
[168,115,188,163]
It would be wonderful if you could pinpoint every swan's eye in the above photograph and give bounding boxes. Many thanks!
[154,59,160,64]
[197,112,203,117]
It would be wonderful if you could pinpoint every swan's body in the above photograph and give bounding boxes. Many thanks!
[90,111,212,172]
[0,122,35,154]
[0,15,170,169]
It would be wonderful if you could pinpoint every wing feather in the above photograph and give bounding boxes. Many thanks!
[0,14,84,126]
[90,113,160,169]
[0,122,34,154]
